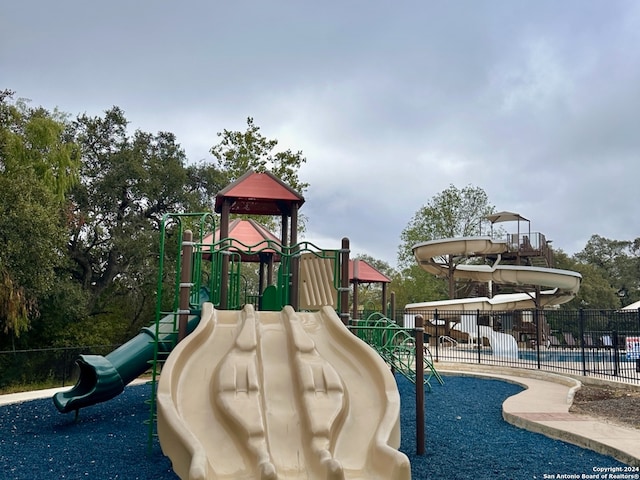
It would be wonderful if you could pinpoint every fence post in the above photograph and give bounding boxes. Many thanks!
[613,326,620,377]
[579,309,587,376]
[476,309,481,364]
[434,309,439,362]
[389,292,396,323]
[415,314,425,456]
[62,348,68,387]
[637,309,640,373]
[535,309,541,370]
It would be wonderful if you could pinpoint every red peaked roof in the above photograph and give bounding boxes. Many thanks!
[202,219,282,261]
[214,170,305,216]
[349,259,391,284]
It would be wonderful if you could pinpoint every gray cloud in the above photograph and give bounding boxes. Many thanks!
[3,0,639,267]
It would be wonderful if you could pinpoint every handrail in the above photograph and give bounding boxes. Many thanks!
[439,335,458,348]
[349,314,444,390]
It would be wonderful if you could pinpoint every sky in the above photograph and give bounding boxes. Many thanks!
[2,1,639,268]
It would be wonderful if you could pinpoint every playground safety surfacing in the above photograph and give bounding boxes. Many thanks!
[0,368,637,479]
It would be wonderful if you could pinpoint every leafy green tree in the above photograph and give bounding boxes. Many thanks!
[574,235,640,307]
[1,93,79,200]
[0,92,80,343]
[65,107,224,340]
[25,276,90,347]
[398,184,496,298]
[210,117,309,234]
[211,117,308,193]
[389,265,448,311]
[553,249,619,309]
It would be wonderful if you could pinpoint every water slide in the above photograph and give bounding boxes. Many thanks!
[157,303,411,480]
[404,237,582,357]
[53,313,201,414]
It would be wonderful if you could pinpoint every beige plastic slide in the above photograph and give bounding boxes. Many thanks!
[157,303,411,480]
[406,237,582,358]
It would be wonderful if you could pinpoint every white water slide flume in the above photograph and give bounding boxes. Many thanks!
[405,236,582,358]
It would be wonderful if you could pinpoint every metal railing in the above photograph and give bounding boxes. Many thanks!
[348,312,443,455]
[3,308,638,394]
[349,313,444,390]
[399,307,640,384]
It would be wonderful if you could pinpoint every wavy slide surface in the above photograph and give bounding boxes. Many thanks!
[157,303,410,480]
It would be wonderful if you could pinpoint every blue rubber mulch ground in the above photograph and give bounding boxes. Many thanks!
[0,375,629,479]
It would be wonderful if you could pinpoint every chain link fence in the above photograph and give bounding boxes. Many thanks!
[0,344,121,392]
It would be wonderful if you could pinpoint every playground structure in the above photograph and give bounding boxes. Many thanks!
[404,212,582,358]
[53,170,429,479]
[157,303,410,480]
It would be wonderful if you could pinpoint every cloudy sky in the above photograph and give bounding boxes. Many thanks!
[2,1,639,267]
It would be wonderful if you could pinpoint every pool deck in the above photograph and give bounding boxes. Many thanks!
[2,368,639,467]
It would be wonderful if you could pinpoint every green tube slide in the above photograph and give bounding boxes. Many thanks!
[53,313,201,414]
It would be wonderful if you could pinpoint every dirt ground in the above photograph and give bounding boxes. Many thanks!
[570,383,640,430]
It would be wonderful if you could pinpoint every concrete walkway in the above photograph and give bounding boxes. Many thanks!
[438,363,640,467]
[0,378,148,407]
[2,369,640,466]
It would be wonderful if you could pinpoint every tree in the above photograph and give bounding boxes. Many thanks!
[65,107,224,339]
[398,184,496,298]
[210,117,309,232]
[0,92,80,342]
[553,249,619,309]
[574,235,640,307]
[389,265,448,311]
[211,117,308,192]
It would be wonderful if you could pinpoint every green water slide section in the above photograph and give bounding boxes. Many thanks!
[53,314,200,413]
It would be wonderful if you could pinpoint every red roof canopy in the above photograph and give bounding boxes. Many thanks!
[349,259,391,284]
[214,170,305,216]
[202,219,282,262]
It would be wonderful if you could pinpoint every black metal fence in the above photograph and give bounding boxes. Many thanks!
[397,308,640,384]
[0,344,121,391]
[3,308,640,393]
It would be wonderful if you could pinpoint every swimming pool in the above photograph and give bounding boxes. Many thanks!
[517,349,632,362]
